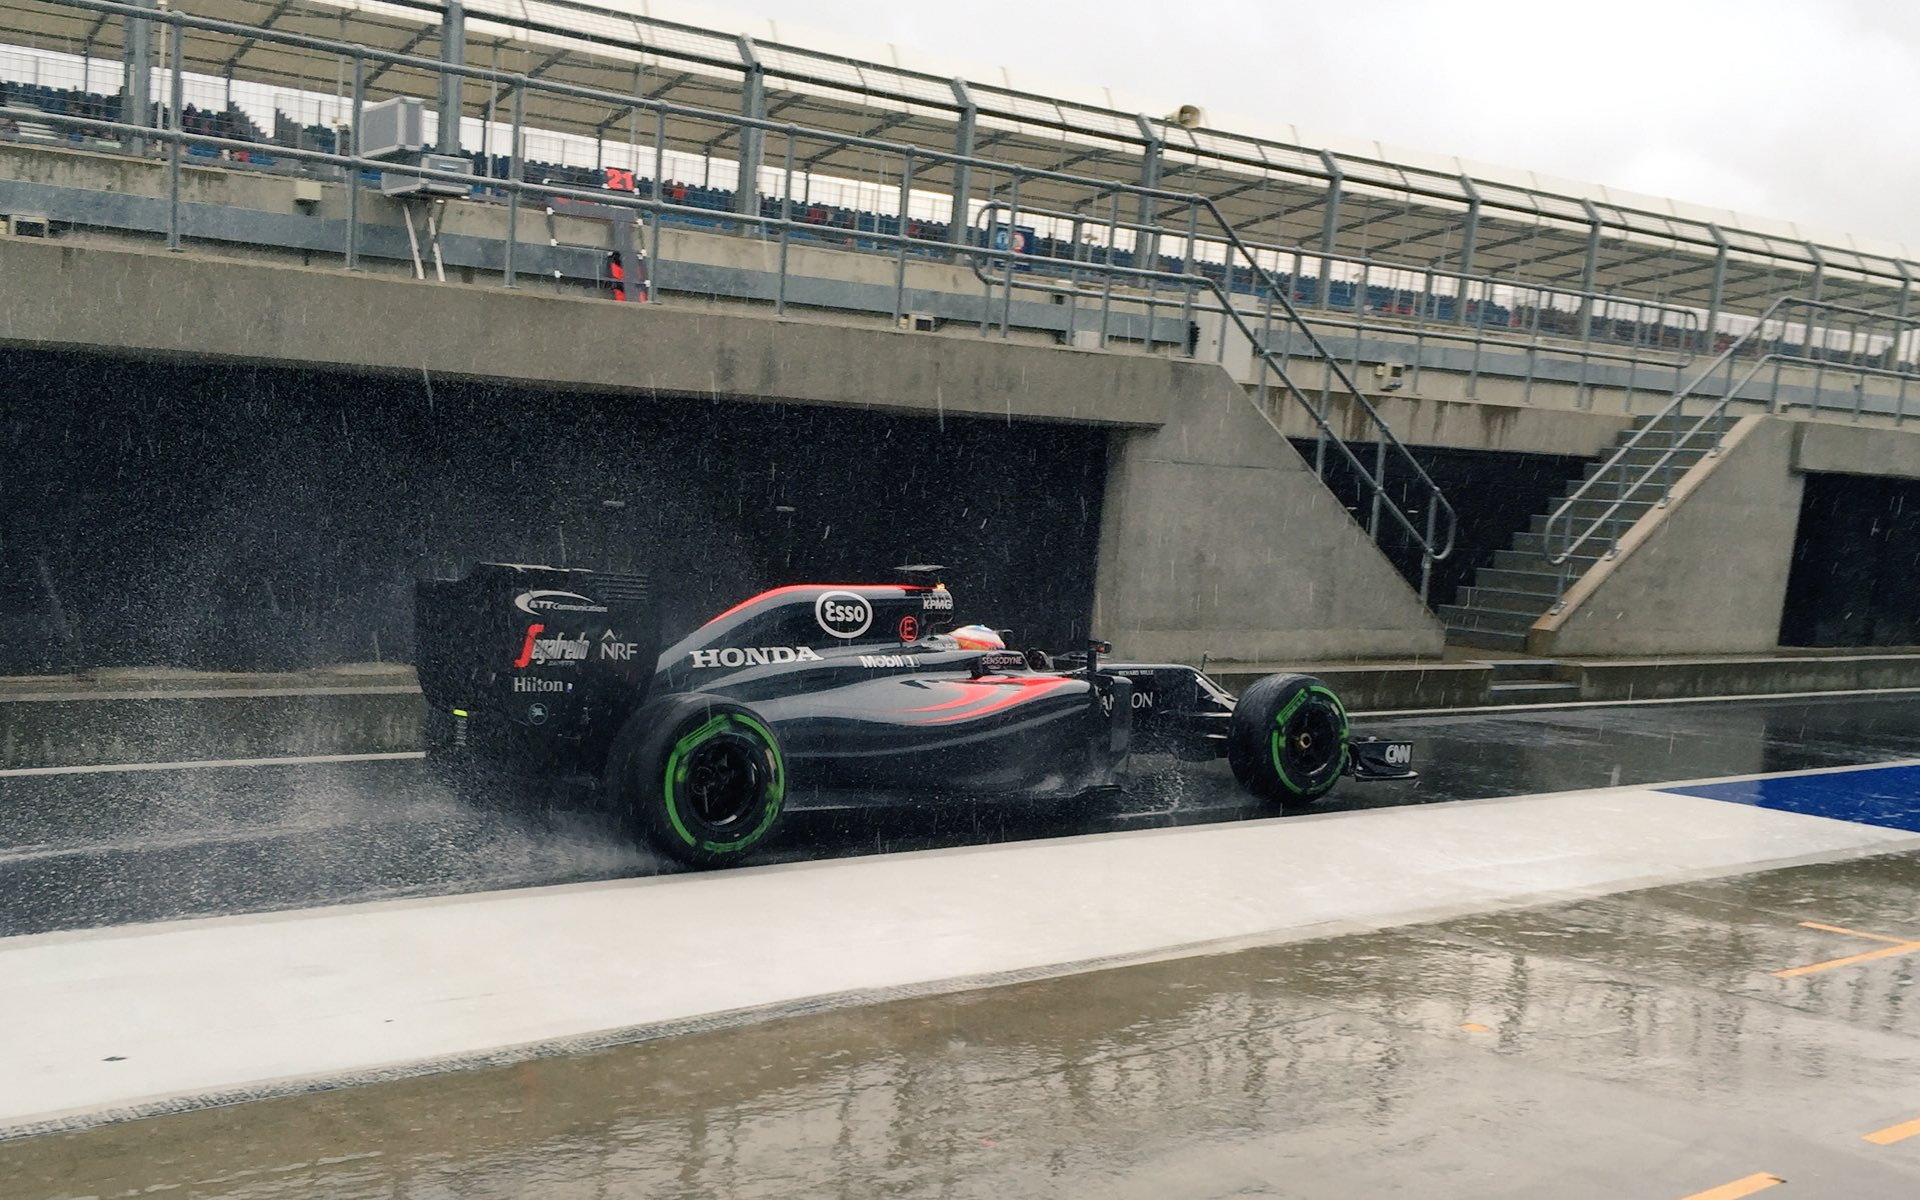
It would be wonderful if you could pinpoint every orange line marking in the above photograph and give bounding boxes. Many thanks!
[1680,1172,1784,1200]
[1864,1116,1920,1146]
[1773,921,1920,979]
[1459,1022,1492,1033]
[1798,920,1911,945]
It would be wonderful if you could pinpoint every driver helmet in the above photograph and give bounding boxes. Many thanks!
[949,624,1005,650]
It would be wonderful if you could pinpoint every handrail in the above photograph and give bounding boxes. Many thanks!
[1540,296,1920,608]
[971,201,1457,600]
[1020,204,1704,363]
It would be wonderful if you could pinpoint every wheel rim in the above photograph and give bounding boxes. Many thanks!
[1270,690,1347,792]
[680,736,766,831]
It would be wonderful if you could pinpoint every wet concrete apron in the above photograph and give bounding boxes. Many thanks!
[5,849,1918,1198]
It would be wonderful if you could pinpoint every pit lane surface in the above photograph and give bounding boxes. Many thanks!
[4,691,1920,938]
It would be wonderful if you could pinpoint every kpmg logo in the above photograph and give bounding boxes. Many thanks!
[815,590,873,639]
[514,590,609,616]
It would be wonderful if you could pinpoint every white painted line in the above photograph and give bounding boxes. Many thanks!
[0,751,426,779]
[0,685,420,703]
[1356,684,1920,720]
[2,785,1914,1137]
[1644,756,1920,793]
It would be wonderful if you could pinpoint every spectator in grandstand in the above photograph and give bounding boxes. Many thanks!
[0,114,18,141]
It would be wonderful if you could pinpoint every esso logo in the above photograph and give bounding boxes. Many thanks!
[898,615,921,642]
[815,590,873,639]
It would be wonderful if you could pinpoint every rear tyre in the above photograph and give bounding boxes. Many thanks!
[604,693,787,868]
[1227,673,1349,804]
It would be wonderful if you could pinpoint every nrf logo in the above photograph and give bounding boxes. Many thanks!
[599,630,642,661]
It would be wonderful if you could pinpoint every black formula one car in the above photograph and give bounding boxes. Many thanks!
[415,563,1417,867]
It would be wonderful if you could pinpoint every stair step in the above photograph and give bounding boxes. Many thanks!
[1486,658,1567,683]
[1444,626,1530,652]
[1528,507,1649,536]
[1436,604,1537,634]
[1489,681,1583,704]
[1510,531,1622,560]
[1634,411,1730,433]
[1454,586,1556,614]
[1493,547,1600,573]
[1472,567,1563,596]
[1611,431,1716,451]
[1582,453,1705,480]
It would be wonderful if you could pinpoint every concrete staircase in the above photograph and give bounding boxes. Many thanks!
[1441,412,1724,651]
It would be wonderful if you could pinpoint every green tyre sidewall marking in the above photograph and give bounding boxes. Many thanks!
[1267,685,1349,796]
[660,711,786,854]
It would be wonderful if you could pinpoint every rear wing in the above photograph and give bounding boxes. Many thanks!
[414,563,658,739]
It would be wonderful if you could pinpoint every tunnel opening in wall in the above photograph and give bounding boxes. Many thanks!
[0,349,1108,674]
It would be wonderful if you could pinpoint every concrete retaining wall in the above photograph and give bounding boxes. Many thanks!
[1793,420,1920,481]
[1530,416,1803,657]
[0,235,1445,665]
[1095,380,1447,663]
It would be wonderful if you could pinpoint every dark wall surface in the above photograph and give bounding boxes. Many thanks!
[1289,439,1592,605]
[0,350,1107,674]
[1781,472,1920,648]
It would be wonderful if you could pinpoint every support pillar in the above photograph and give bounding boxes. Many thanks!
[1455,174,1480,325]
[947,78,976,255]
[733,36,765,225]
[1578,198,1602,342]
[436,0,465,154]
[1134,114,1163,272]
[1704,225,1729,357]
[120,0,155,154]
[1316,151,1342,310]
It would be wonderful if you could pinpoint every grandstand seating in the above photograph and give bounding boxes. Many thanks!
[4,73,1892,368]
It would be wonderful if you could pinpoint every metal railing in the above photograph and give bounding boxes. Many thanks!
[965,202,1703,406]
[3,3,1711,408]
[969,200,1457,600]
[1541,296,1920,607]
[0,0,1466,597]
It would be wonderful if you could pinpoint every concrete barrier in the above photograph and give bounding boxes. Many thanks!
[1211,663,1492,712]
[0,671,424,771]
[1573,653,1920,702]
[6,651,1919,772]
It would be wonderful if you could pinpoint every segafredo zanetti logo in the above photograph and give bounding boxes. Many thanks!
[814,590,873,639]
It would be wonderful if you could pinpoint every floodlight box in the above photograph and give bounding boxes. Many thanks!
[359,97,425,160]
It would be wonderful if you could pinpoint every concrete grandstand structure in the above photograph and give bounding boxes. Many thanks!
[5,0,1920,676]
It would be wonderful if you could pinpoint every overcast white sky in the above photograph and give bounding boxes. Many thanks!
[699,0,1919,247]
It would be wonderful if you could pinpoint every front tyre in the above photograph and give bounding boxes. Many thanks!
[605,693,787,868]
[1227,673,1349,804]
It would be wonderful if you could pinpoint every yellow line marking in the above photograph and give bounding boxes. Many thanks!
[1680,1172,1785,1200]
[1865,1116,1920,1146]
[1459,1022,1492,1033]
[1798,921,1911,945]
[1773,921,1920,979]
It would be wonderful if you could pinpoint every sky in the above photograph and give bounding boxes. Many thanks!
[694,0,1920,249]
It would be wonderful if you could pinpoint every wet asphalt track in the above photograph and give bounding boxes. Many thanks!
[4,692,1919,939]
